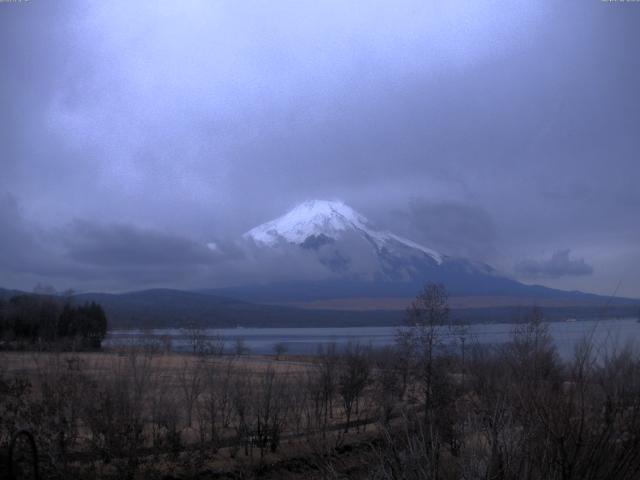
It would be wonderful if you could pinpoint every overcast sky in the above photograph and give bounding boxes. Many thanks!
[1,1,639,296]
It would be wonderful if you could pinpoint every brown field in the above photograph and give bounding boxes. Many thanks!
[0,350,311,377]
[0,348,395,479]
[3,314,640,480]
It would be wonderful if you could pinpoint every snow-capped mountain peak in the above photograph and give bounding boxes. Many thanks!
[244,199,442,264]
[245,200,366,244]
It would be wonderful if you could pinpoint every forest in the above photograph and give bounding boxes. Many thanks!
[0,294,108,350]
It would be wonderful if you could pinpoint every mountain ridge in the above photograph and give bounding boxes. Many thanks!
[224,199,616,304]
[244,199,443,263]
[2,286,637,329]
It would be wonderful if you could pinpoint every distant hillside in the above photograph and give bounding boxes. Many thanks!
[202,278,639,306]
[72,289,401,328]
[75,288,639,329]
[2,287,638,329]
[0,288,22,299]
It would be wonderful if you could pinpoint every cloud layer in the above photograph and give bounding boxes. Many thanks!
[1,1,639,296]
[515,250,594,279]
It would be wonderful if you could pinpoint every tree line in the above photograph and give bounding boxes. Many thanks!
[0,294,108,349]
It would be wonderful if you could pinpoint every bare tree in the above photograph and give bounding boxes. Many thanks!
[254,366,288,457]
[234,337,249,356]
[177,357,204,428]
[199,357,235,450]
[207,331,227,356]
[186,322,205,354]
[372,347,405,425]
[230,370,255,457]
[317,343,339,425]
[273,342,288,360]
[338,343,371,432]
[396,283,453,478]
[81,357,148,478]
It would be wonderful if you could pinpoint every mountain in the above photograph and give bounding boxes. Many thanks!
[245,199,443,267]
[73,289,640,328]
[0,287,23,300]
[72,289,400,328]
[210,200,637,308]
[1,202,636,329]
[2,286,638,329]
[242,199,496,284]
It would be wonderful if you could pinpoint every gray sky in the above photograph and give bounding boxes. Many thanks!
[1,0,639,296]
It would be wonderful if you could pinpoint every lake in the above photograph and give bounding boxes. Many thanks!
[105,317,640,360]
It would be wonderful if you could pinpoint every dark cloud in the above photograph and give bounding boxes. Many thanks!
[0,193,50,273]
[0,194,339,291]
[374,199,498,261]
[63,221,220,267]
[515,250,594,279]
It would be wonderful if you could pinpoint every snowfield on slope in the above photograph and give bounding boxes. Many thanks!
[243,199,443,264]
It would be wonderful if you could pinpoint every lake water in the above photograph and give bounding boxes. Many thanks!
[105,318,640,360]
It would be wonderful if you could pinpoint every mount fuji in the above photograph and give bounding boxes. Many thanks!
[55,200,636,329]
[244,199,442,263]
[243,199,448,281]
[210,200,624,308]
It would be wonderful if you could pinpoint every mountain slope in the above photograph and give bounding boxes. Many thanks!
[2,286,637,328]
[79,288,640,327]
[72,289,400,328]
[245,199,442,264]
[214,199,637,307]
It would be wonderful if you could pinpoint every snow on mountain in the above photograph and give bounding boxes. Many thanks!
[244,200,443,264]
[205,200,616,303]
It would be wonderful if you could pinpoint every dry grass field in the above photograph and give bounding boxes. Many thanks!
[0,347,392,479]
[4,310,640,479]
